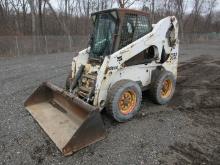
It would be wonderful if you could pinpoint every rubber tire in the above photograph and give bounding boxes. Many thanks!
[65,71,72,90]
[106,80,142,122]
[149,71,176,105]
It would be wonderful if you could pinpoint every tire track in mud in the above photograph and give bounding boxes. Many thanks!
[166,56,220,164]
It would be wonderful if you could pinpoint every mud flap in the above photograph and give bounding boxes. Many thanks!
[24,82,106,156]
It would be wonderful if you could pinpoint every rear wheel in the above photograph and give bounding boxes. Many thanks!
[107,80,142,122]
[149,71,176,104]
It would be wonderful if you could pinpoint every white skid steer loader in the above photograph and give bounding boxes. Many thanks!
[24,8,179,156]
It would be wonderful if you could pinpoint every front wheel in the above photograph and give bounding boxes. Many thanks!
[106,80,142,122]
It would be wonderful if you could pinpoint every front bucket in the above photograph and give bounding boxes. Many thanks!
[24,82,106,156]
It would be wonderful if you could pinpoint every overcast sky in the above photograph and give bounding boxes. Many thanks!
[50,0,220,13]
[125,0,220,12]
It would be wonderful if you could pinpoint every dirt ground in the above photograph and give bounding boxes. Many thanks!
[0,41,219,165]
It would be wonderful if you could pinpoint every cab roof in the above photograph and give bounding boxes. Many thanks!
[91,8,149,17]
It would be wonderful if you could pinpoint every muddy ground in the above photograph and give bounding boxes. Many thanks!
[0,41,219,165]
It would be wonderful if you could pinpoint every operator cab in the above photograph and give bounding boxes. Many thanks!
[89,8,152,59]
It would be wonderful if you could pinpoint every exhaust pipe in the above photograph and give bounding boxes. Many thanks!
[24,82,106,156]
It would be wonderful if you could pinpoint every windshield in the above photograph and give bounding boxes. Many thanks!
[90,13,116,58]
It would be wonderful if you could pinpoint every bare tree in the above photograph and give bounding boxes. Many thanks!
[0,0,219,37]
[191,0,206,32]
[151,0,155,22]
[45,0,73,50]
[38,0,44,35]
[28,0,36,52]
[204,0,218,32]
[117,0,138,8]
[21,0,28,34]
[173,0,188,39]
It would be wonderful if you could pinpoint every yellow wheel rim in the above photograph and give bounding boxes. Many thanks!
[118,90,137,115]
[161,79,172,98]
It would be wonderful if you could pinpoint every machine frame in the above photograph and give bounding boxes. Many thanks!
[71,9,179,110]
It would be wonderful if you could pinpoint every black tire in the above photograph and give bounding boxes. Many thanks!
[106,80,142,122]
[65,71,72,90]
[149,71,176,105]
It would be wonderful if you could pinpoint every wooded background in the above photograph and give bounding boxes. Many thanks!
[0,0,220,56]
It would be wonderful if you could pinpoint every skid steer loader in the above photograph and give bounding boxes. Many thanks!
[24,8,179,156]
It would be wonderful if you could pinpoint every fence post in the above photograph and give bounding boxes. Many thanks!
[33,35,36,54]
[68,35,72,52]
[45,35,48,54]
[15,36,20,56]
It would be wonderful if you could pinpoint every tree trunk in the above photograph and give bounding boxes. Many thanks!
[28,0,36,53]
[39,0,44,35]
[152,0,155,23]
[86,0,90,17]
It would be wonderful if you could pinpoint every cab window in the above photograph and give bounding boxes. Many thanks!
[119,14,136,49]
[119,14,151,50]
[133,15,151,40]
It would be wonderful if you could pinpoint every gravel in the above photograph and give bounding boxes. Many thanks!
[0,41,219,165]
